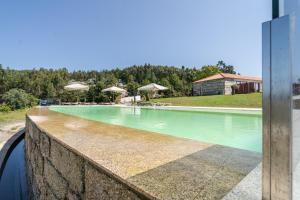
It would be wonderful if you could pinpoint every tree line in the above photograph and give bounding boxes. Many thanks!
[0,61,236,103]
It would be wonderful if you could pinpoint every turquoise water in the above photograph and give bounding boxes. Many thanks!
[50,106,262,152]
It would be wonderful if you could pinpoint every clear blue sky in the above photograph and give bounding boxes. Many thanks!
[0,0,271,76]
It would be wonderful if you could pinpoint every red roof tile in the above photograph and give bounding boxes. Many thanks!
[193,73,262,83]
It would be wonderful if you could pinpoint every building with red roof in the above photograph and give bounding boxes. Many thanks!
[193,73,262,96]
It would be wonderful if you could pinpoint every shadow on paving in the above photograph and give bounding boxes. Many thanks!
[127,145,261,200]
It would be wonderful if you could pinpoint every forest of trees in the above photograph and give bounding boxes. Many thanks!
[0,61,237,103]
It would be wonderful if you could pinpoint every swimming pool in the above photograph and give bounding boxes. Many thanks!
[50,106,262,152]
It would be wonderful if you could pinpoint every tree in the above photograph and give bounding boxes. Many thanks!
[46,82,56,98]
[126,82,139,96]
[86,85,96,102]
[0,62,238,102]
[220,65,236,74]
[126,81,139,103]
[0,64,5,95]
[159,78,172,97]
[3,89,38,110]
[196,65,220,80]
[217,60,236,74]
[217,60,226,68]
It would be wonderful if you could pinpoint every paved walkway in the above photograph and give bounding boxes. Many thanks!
[0,120,25,149]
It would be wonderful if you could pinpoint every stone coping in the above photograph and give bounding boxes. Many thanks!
[27,107,261,199]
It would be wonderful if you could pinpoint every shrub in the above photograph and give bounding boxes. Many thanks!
[3,89,38,110]
[0,104,11,112]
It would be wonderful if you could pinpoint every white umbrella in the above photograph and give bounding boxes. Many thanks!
[64,82,89,103]
[64,82,89,91]
[102,86,126,102]
[138,83,168,91]
[102,86,126,93]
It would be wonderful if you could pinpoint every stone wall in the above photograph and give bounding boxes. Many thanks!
[224,79,236,95]
[193,80,226,96]
[193,79,251,96]
[25,117,150,200]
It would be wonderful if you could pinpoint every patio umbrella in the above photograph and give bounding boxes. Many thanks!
[64,82,89,103]
[64,82,89,91]
[138,83,168,91]
[102,86,126,102]
[102,86,126,93]
[138,83,168,101]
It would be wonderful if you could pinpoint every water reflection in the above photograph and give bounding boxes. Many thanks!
[0,140,28,200]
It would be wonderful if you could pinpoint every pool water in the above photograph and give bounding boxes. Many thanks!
[0,140,28,200]
[50,106,262,153]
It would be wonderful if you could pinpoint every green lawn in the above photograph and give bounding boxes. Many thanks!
[150,93,262,108]
[0,109,28,122]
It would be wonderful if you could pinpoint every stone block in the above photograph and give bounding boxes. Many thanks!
[67,190,81,200]
[31,149,45,197]
[26,159,33,195]
[40,132,50,158]
[29,142,37,168]
[26,118,34,139]
[31,175,41,200]
[39,184,59,200]
[50,140,84,193]
[25,133,33,158]
[32,123,40,145]
[33,145,44,178]
[44,159,68,199]
[84,162,141,200]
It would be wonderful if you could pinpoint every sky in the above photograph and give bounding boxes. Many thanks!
[0,0,271,76]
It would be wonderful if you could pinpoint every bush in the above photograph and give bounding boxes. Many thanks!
[3,89,38,110]
[0,104,11,112]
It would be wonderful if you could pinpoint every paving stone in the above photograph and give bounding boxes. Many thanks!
[128,146,260,200]
[222,163,262,200]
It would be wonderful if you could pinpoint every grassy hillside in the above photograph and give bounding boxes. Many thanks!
[0,109,28,122]
[150,93,262,108]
